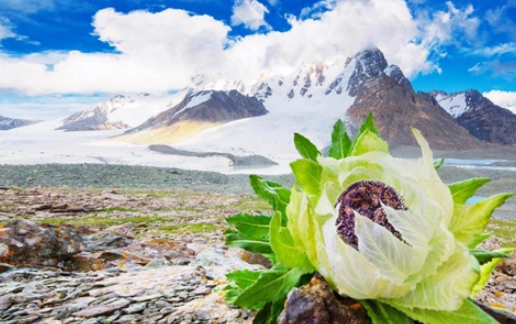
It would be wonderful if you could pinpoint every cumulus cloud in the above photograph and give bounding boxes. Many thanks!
[483,90,516,110]
[231,0,270,31]
[0,0,485,96]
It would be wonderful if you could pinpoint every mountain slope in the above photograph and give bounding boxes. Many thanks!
[118,90,269,144]
[0,115,40,130]
[431,90,516,144]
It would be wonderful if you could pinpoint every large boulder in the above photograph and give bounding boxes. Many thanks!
[277,276,371,324]
[0,219,131,270]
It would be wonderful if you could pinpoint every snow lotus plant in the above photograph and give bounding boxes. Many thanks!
[224,114,514,324]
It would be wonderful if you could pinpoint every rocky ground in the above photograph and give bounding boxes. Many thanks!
[0,187,271,324]
[0,180,516,323]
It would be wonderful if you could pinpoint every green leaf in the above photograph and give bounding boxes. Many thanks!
[225,232,273,254]
[270,211,315,271]
[392,298,499,324]
[358,112,381,137]
[294,133,320,162]
[290,159,323,196]
[328,119,352,159]
[233,263,309,310]
[226,213,272,240]
[349,130,389,156]
[252,302,272,324]
[359,300,412,324]
[434,158,444,170]
[449,193,514,245]
[348,113,389,156]
[471,248,514,298]
[225,269,262,304]
[249,175,291,223]
[468,233,491,249]
[470,249,513,265]
[252,300,285,324]
[448,178,491,205]
[226,269,262,289]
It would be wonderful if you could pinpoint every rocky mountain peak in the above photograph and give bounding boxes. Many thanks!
[428,89,516,144]
[353,47,388,76]
[346,74,487,150]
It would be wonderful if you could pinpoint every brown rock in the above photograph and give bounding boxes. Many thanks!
[277,277,372,324]
[346,75,488,150]
[0,219,132,270]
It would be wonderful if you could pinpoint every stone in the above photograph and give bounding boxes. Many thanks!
[0,219,131,270]
[123,302,147,314]
[72,299,131,318]
[0,293,13,312]
[277,277,372,324]
[192,286,211,295]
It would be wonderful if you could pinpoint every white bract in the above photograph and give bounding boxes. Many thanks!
[286,128,482,311]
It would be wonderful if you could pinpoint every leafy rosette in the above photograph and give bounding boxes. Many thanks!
[224,114,513,324]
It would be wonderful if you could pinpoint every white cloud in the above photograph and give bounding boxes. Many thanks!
[417,1,480,48]
[470,43,516,56]
[483,90,516,110]
[0,8,230,95]
[299,0,336,19]
[0,0,484,96]
[0,18,16,41]
[231,0,270,31]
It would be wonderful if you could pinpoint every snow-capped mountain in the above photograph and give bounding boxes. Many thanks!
[20,46,515,167]
[0,115,40,130]
[173,47,485,155]
[431,90,516,144]
[119,89,268,144]
[57,92,188,131]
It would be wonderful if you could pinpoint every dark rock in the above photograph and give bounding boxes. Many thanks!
[277,277,371,324]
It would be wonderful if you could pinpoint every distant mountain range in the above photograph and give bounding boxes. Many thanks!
[3,47,516,155]
[0,115,40,130]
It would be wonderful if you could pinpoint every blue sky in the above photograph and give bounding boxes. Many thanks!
[0,0,515,119]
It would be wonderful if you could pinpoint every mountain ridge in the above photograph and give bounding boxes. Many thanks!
[10,47,515,158]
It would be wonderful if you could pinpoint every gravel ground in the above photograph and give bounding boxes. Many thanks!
[0,161,514,216]
[0,164,295,195]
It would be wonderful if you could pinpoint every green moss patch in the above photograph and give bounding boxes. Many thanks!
[486,217,516,248]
